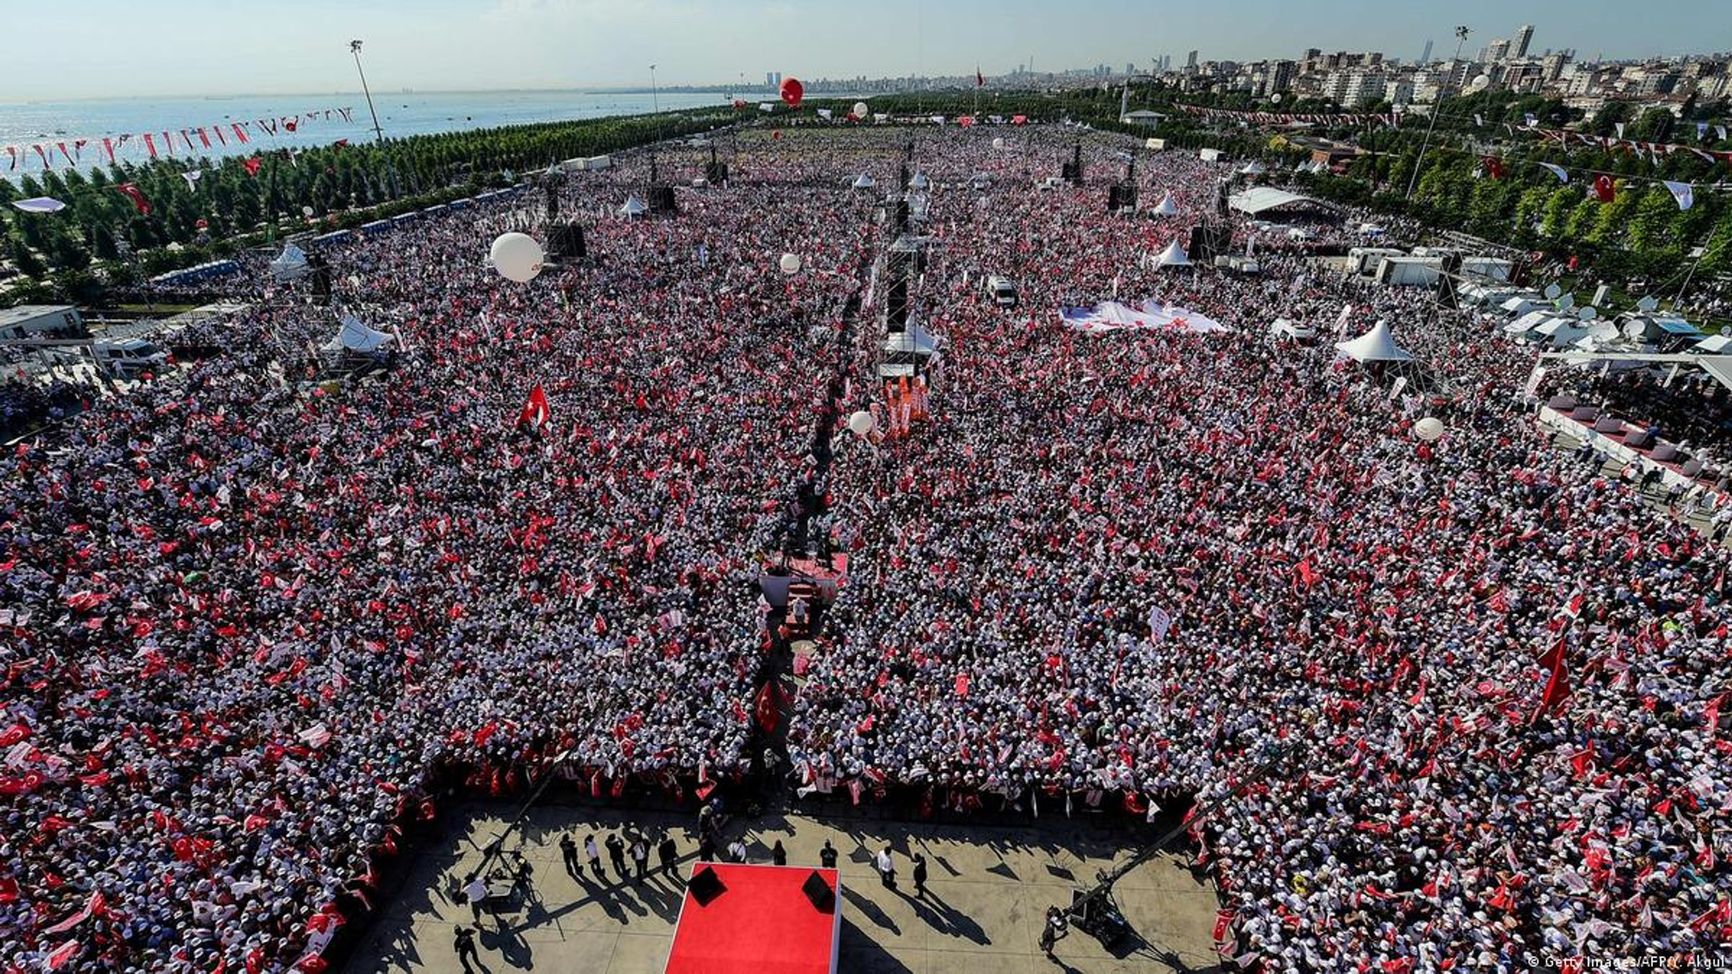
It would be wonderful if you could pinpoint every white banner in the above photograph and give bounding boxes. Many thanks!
[1148,606,1173,644]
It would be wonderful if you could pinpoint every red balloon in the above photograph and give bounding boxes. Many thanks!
[194,218,209,230]
[772,130,783,141]
[732,99,747,111]
[779,76,803,108]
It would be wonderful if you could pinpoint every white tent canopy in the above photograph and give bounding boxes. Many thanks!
[909,172,931,190]
[1336,320,1414,363]
[322,315,394,354]
[1149,192,1179,217]
[1692,334,1732,354]
[1269,318,1316,340]
[883,323,941,356]
[851,173,876,189]
[270,243,310,282]
[1239,160,1267,175]
[620,195,647,217]
[1155,239,1190,267]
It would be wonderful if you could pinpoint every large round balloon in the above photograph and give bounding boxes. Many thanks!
[1412,417,1445,442]
[853,101,868,118]
[779,77,804,108]
[992,137,1006,150]
[779,253,802,275]
[732,98,747,111]
[847,411,875,437]
[490,232,545,283]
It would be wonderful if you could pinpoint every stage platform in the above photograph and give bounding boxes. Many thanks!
[665,863,841,974]
[341,805,1219,974]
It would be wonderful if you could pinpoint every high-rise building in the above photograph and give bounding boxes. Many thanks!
[1186,50,1199,69]
[766,71,781,87]
[1513,25,1535,60]
[1486,39,1510,62]
[1269,60,1296,93]
[1421,39,1433,65]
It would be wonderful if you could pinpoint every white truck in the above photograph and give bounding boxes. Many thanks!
[984,276,1018,308]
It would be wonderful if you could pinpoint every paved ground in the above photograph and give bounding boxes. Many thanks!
[344,804,1221,974]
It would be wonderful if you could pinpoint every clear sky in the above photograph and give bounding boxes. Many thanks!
[8,0,1728,100]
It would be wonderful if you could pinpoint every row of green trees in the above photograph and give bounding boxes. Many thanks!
[0,108,735,296]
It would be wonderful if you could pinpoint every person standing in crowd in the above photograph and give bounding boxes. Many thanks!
[771,839,787,866]
[875,847,896,889]
[698,833,717,863]
[453,925,480,974]
[606,832,628,879]
[727,836,749,862]
[657,832,679,875]
[630,832,650,884]
[463,874,488,923]
[585,834,604,881]
[1040,906,1068,956]
[560,833,580,877]
[911,854,928,898]
[820,840,839,869]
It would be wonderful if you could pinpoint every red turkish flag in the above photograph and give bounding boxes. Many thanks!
[1532,655,1570,723]
[754,682,780,732]
[517,384,551,429]
[243,156,262,177]
[115,183,152,215]
[1593,174,1616,203]
[46,941,81,970]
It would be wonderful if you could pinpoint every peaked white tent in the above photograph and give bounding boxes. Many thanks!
[1336,320,1414,363]
[1149,193,1179,217]
[1239,160,1267,175]
[620,195,647,218]
[321,315,394,354]
[1155,239,1190,267]
[851,173,876,189]
[270,243,310,282]
[909,172,931,190]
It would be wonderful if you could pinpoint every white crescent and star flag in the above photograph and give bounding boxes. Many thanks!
[1147,606,1173,645]
[1615,122,1626,139]
[1663,180,1694,211]
[181,169,203,191]
[1538,163,1569,183]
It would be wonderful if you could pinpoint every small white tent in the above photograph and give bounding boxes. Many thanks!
[851,173,876,190]
[620,195,647,218]
[1336,320,1414,363]
[1149,193,1179,217]
[909,172,931,190]
[270,243,310,282]
[1239,160,1267,176]
[322,315,394,354]
[1155,239,1190,267]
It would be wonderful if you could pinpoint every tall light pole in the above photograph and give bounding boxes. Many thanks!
[649,64,660,113]
[350,40,385,144]
[1405,25,1469,200]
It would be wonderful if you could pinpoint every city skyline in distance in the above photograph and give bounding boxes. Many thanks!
[7,0,1730,101]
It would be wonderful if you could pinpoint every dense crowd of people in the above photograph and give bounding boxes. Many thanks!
[1,124,1727,972]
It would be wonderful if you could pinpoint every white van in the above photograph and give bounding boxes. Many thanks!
[92,339,168,378]
[984,276,1018,308]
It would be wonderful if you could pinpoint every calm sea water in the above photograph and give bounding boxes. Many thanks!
[0,90,731,177]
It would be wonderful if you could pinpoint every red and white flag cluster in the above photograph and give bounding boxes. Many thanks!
[3,107,354,172]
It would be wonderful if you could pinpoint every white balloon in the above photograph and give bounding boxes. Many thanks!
[992,137,1006,150]
[847,410,875,436]
[490,232,545,283]
[853,102,869,117]
[779,253,802,275]
[1412,417,1445,442]
[301,206,315,218]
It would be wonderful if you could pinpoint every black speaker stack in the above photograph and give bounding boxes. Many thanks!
[1107,183,1138,213]
[1436,252,1463,308]
[688,866,726,906]
[648,185,677,216]
[306,253,332,305]
[546,224,587,261]
[1188,225,1231,261]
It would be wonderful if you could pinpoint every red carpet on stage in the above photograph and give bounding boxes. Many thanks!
[664,863,842,974]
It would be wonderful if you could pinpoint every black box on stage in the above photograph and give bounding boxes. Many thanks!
[688,866,726,905]
[801,870,835,913]
[648,185,677,215]
[1107,183,1138,213]
[704,160,729,185]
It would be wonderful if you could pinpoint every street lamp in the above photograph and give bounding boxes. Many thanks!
[1405,25,1470,200]
[649,64,660,114]
[350,40,385,144]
